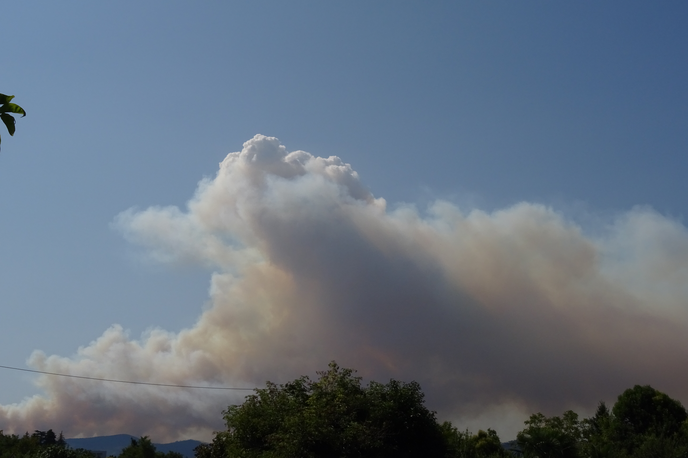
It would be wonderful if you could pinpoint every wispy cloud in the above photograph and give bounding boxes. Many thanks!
[3,135,687,441]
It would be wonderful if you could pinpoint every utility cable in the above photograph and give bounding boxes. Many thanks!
[0,364,256,391]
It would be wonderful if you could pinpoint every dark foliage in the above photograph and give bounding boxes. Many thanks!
[0,430,95,458]
[119,437,184,458]
[611,384,688,454]
[207,362,456,457]
[516,385,688,458]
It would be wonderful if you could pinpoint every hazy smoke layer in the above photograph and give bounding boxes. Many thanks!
[2,135,688,441]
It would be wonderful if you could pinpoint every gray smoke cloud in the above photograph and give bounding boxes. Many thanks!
[2,134,688,441]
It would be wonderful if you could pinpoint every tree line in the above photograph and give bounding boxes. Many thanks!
[3,362,688,457]
[0,431,183,458]
[196,362,688,458]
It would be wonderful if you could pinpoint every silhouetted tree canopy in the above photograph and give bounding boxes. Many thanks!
[516,384,688,458]
[0,430,94,458]
[610,384,688,456]
[5,375,688,458]
[206,361,452,458]
[517,410,582,458]
[120,437,184,458]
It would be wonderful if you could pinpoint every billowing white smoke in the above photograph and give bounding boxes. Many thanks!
[2,135,688,441]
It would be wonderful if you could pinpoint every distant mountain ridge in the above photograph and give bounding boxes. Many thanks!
[65,434,203,458]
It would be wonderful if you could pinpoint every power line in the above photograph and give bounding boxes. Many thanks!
[0,364,256,391]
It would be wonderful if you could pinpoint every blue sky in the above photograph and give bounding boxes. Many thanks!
[1,2,687,441]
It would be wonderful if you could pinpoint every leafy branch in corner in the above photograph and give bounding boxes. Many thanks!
[0,93,26,146]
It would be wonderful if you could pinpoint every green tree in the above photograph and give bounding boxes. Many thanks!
[0,431,40,458]
[0,93,26,145]
[119,437,157,458]
[470,429,509,458]
[207,361,449,458]
[32,430,65,447]
[580,402,619,458]
[118,437,183,458]
[609,385,688,456]
[517,411,583,458]
[516,386,688,458]
[32,445,97,458]
[440,423,510,458]
[0,430,95,458]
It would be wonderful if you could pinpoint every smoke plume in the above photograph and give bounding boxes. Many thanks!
[2,135,688,441]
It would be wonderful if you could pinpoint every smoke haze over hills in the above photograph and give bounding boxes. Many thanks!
[2,135,688,441]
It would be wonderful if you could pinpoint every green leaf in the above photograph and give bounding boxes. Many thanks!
[0,103,26,116]
[0,93,15,104]
[1,113,16,136]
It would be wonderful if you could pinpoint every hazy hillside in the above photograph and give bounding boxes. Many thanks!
[65,435,203,458]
